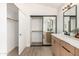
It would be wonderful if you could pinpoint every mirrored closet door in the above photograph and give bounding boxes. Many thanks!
[43,16,57,45]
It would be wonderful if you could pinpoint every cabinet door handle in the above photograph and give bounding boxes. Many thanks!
[62,46,71,53]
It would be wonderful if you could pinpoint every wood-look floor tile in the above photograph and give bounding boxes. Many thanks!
[8,46,53,56]
[8,47,18,56]
[21,46,53,56]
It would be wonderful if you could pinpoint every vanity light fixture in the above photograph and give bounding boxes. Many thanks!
[62,3,73,11]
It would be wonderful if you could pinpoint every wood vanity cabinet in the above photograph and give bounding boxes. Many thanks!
[51,36,61,56]
[51,36,55,55]
[51,35,75,56]
[60,46,73,56]
[53,40,60,56]
[60,40,75,55]
[43,32,51,44]
[46,32,51,43]
[75,48,79,56]
[60,40,74,56]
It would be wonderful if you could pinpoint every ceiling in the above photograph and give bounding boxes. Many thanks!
[39,3,65,9]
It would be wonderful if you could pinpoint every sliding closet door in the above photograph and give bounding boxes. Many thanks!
[31,17,43,45]
[43,16,57,45]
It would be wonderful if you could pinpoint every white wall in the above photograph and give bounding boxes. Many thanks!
[57,7,63,33]
[0,4,7,56]
[7,3,18,20]
[77,4,79,31]
[15,3,58,47]
[7,19,18,53]
[7,3,18,53]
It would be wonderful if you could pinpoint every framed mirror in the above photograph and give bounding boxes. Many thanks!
[63,5,77,36]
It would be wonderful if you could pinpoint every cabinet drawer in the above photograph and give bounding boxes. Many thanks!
[61,46,73,56]
[52,36,61,44]
[61,41,75,55]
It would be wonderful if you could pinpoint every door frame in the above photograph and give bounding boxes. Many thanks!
[30,15,57,46]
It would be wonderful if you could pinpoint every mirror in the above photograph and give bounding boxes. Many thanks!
[63,5,77,36]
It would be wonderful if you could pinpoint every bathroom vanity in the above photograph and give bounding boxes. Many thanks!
[51,5,79,56]
[51,34,79,56]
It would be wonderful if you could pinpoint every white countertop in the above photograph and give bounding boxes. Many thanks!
[52,34,79,49]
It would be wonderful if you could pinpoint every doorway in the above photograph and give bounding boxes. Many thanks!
[7,3,18,56]
[31,15,57,46]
